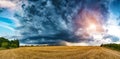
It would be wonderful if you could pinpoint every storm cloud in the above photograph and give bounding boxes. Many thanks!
[9,0,120,45]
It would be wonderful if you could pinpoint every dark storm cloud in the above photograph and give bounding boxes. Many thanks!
[14,0,111,45]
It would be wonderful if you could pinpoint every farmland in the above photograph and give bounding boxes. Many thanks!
[0,46,120,59]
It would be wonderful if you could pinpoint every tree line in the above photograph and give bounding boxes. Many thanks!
[101,43,120,51]
[0,37,19,49]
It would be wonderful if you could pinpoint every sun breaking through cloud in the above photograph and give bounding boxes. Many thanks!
[0,0,120,46]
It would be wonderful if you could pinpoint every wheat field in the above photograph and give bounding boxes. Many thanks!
[0,46,120,59]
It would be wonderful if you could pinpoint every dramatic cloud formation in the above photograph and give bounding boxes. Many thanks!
[0,0,16,10]
[0,0,120,46]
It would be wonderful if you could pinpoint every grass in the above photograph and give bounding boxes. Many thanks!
[0,46,120,59]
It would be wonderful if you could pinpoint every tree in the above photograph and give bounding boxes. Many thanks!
[1,42,9,49]
[15,39,19,47]
[0,37,20,49]
[10,39,19,48]
[10,43,18,48]
[0,37,9,47]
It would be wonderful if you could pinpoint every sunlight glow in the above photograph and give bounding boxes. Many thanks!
[88,24,96,30]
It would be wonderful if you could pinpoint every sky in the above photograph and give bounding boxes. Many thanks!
[0,0,120,46]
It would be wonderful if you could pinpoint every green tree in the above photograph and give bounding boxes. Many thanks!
[1,42,9,49]
[0,37,9,47]
[0,37,20,49]
[15,39,19,47]
[10,43,18,48]
[10,39,19,48]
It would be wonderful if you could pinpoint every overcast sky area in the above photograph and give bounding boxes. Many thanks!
[0,0,120,46]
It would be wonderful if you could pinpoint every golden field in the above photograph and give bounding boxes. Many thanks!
[0,46,120,59]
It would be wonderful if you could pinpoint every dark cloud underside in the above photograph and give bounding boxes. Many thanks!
[13,0,120,45]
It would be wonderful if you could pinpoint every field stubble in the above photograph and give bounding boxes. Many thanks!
[0,46,120,59]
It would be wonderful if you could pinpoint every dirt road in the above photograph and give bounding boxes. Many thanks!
[0,46,120,59]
